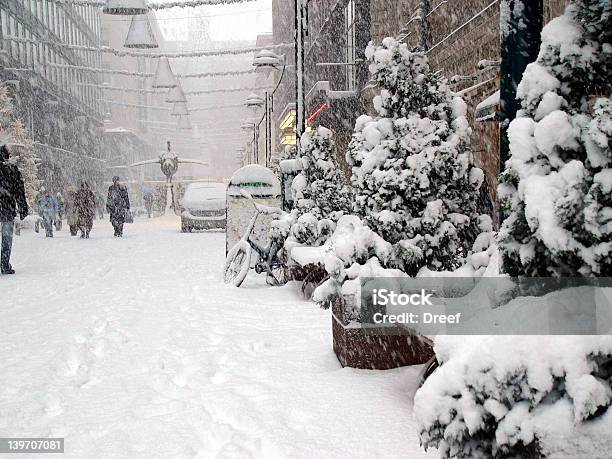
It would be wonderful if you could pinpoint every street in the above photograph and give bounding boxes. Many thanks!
[0,216,433,458]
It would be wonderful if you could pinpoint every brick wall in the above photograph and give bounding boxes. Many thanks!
[366,0,569,213]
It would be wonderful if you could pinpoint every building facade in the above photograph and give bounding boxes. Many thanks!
[271,0,570,209]
[0,0,106,190]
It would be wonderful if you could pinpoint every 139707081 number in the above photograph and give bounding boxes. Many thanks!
[0,438,64,454]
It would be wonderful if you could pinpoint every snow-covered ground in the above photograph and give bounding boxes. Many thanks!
[0,216,435,458]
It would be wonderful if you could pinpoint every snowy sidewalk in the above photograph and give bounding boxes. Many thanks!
[0,216,434,458]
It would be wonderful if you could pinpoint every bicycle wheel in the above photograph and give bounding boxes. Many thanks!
[224,240,251,287]
[267,250,289,286]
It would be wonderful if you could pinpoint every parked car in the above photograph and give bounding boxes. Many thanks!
[180,182,227,232]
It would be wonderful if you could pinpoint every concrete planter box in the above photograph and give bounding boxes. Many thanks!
[332,296,434,370]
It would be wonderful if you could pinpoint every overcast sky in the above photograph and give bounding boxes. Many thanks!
[156,0,272,43]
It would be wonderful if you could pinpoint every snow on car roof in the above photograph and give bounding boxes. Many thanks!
[182,183,226,204]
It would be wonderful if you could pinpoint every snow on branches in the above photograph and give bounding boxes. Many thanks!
[0,85,41,206]
[285,127,353,247]
[498,0,612,276]
[295,127,353,221]
[415,335,612,458]
[348,37,487,276]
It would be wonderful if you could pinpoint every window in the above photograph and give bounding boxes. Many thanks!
[345,0,357,91]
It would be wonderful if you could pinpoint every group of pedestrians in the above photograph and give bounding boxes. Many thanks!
[1,143,132,275]
[36,182,101,239]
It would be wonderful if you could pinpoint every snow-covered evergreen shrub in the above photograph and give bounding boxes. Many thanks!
[348,37,486,276]
[498,0,612,276]
[415,335,612,458]
[293,126,353,221]
[312,215,398,309]
[286,127,353,247]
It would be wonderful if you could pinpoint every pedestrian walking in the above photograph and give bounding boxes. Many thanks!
[96,190,105,220]
[37,189,59,237]
[106,176,130,237]
[143,189,154,218]
[64,187,79,236]
[75,182,96,239]
[0,144,28,275]
[34,186,45,233]
[55,191,64,231]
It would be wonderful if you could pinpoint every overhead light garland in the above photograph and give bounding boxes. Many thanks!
[82,82,274,96]
[185,85,273,95]
[81,83,164,94]
[149,0,258,8]
[2,35,293,59]
[177,69,256,78]
[48,63,154,77]
[66,42,294,59]
[38,63,255,79]
[100,99,246,111]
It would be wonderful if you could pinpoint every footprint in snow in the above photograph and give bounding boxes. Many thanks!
[44,393,63,417]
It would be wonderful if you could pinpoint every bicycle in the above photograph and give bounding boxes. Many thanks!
[224,189,289,287]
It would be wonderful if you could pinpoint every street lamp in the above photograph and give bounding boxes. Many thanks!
[245,93,265,110]
[252,49,287,167]
[253,50,283,78]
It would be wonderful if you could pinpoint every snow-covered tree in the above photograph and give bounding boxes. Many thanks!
[0,84,13,119]
[10,119,41,206]
[498,0,612,276]
[0,85,41,207]
[347,38,486,276]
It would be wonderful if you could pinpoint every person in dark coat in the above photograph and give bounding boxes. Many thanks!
[143,189,154,218]
[0,144,28,275]
[75,182,96,238]
[64,187,79,236]
[106,176,130,237]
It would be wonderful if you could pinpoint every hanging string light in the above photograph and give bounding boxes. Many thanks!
[152,57,178,88]
[102,0,148,15]
[166,84,187,103]
[171,102,189,117]
[177,115,193,130]
[124,14,158,49]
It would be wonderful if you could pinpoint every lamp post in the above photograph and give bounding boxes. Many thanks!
[294,0,308,142]
[252,50,287,167]
[241,121,258,165]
